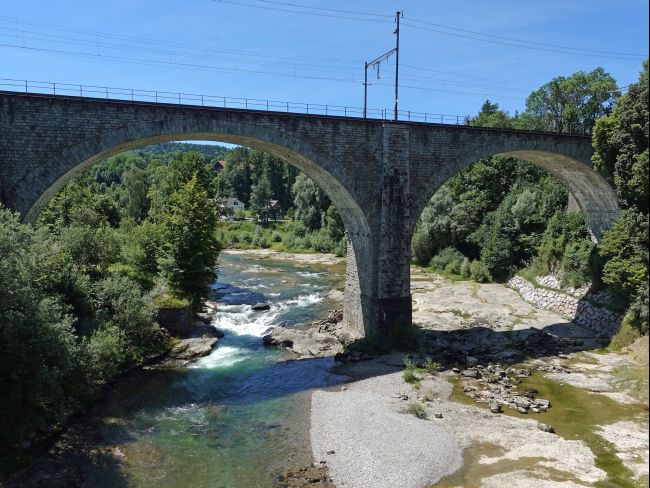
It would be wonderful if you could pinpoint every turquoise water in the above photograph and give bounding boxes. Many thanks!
[89,253,346,488]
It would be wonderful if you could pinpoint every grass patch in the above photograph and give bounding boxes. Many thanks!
[608,314,643,351]
[155,294,190,309]
[423,357,443,375]
[407,402,427,419]
[403,354,422,389]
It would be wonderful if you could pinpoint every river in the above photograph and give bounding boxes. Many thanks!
[70,252,346,488]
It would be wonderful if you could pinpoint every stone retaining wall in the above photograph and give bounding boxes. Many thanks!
[508,276,622,337]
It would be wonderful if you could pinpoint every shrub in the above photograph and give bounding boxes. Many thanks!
[403,369,419,386]
[460,257,472,278]
[283,232,299,249]
[81,325,127,384]
[561,240,597,287]
[285,221,307,238]
[430,247,465,273]
[271,232,282,242]
[155,294,191,309]
[423,358,443,374]
[312,230,335,253]
[407,402,427,419]
[628,281,649,335]
[470,260,491,282]
[599,210,648,299]
[334,237,347,257]
[412,229,436,265]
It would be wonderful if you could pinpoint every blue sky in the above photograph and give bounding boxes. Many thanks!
[1,0,648,119]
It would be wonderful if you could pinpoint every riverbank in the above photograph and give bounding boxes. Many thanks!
[309,269,649,488]
[4,250,647,487]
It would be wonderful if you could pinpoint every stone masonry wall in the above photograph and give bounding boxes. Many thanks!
[508,276,622,337]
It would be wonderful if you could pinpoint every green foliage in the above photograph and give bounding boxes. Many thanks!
[250,174,274,222]
[599,210,649,334]
[599,210,648,298]
[402,369,420,386]
[628,281,649,335]
[535,211,597,287]
[154,294,191,309]
[593,61,649,213]
[292,173,330,230]
[0,207,81,462]
[608,313,644,350]
[160,175,221,311]
[522,67,618,133]
[469,260,491,282]
[430,247,466,274]
[423,358,443,374]
[468,100,515,128]
[407,402,427,419]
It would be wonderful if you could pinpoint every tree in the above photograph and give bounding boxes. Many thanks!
[250,175,274,223]
[122,166,149,221]
[593,60,649,212]
[468,100,514,128]
[0,206,81,460]
[521,67,618,133]
[292,173,330,230]
[159,175,221,310]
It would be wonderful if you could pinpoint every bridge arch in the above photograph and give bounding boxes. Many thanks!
[411,135,620,242]
[14,117,375,338]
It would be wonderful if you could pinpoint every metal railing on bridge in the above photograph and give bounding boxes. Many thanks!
[0,77,591,134]
[0,77,471,124]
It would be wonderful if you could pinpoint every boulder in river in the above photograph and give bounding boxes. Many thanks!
[262,327,344,358]
[252,302,271,311]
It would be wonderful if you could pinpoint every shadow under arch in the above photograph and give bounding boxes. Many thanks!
[411,147,620,243]
[24,126,374,337]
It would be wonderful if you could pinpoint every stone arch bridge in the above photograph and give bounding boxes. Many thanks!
[0,92,620,340]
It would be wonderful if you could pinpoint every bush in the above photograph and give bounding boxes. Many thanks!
[283,232,299,249]
[80,325,127,385]
[628,281,649,335]
[562,240,597,287]
[411,229,436,265]
[430,247,466,273]
[155,294,191,309]
[460,257,472,278]
[599,210,648,299]
[470,260,492,282]
[334,237,347,257]
[285,221,307,238]
[407,402,427,419]
[423,358,443,374]
[402,369,419,386]
[271,232,282,242]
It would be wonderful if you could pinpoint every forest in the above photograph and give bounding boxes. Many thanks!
[0,62,647,470]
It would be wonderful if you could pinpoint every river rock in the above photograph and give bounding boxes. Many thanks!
[262,326,344,358]
[489,401,502,413]
[170,337,219,360]
[252,302,271,311]
[462,368,480,378]
[538,423,556,433]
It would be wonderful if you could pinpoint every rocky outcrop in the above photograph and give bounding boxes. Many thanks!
[263,310,348,358]
[156,305,192,336]
[508,275,622,337]
[459,362,555,415]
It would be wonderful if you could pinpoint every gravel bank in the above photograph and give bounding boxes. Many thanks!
[310,356,463,488]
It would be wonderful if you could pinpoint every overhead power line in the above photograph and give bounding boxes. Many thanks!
[404,18,645,58]
[215,0,646,61]
[401,22,645,61]
[215,0,391,24]
[256,0,392,18]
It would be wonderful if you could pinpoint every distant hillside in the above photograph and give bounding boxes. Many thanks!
[139,142,231,159]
